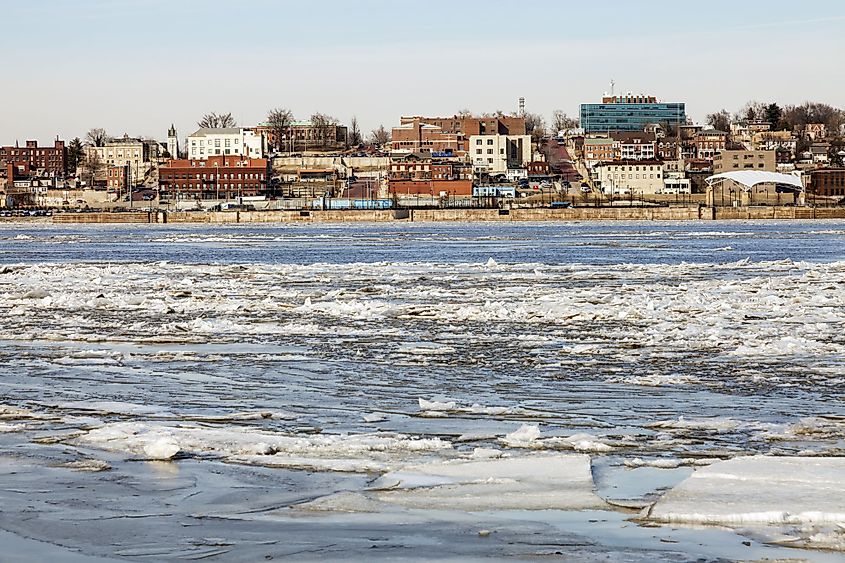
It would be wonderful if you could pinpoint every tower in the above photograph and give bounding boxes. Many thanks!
[167,124,179,160]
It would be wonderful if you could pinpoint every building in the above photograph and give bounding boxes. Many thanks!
[0,138,67,177]
[595,160,665,194]
[255,121,348,153]
[391,118,464,155]
[583,138,616,167]
[807,168,845,197]
[186,128,266,160]
[3,162,58,207]
[388,154,473,196]
[468,135,531,174]
[805,123,827,141]
[580,94,686,133]
[692,130,729,160]
[713,150,777,174]
[403,115,526,137]
[167,125,180,159]
[85,135,163,191]
[158,155,269,201]
[810,143,831,164]
[611,132,656,160]
[752,130,797,157]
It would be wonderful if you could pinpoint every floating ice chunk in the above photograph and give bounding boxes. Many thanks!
[72,422,453,472]
[143,438,180,460]
[470,448,505,459]
[374,454,606,511]
[485,257,498,268]
[502,424,541,446]
[0,423,23,432]
[418,398,456,412]
[363,412,388,423]
[624,457,714,469]
[647,456,845,527]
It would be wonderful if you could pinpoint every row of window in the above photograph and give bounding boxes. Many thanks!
[608,173,662,180]
[164,172,265,180]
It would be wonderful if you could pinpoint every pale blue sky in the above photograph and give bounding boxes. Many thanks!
[2,0,844,143]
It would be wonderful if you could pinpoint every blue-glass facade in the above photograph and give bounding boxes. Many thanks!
[580,102,686,133]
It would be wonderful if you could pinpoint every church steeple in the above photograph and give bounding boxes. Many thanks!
[167,125,179,159]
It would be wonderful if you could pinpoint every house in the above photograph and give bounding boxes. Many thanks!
[810,143,831,164]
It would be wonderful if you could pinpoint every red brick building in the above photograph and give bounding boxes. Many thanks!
[808,168,845,197]
[391,115,526,155]
[159,155,269,200]
[388,156,473,196]
[0,139,67,177]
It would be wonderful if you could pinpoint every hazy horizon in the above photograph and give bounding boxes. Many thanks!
[2,0,844,144]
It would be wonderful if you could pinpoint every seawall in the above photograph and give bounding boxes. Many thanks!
[46,206,845,224]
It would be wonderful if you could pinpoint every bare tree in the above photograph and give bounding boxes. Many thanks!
[524,112,546,142]
[348,116,363,147]
[82,152,103,188]
[706,109,731,132]
[551,110,579,133]
[783,102,845,133]
[310,113,338,149]
[266,107,293,151]
[86,128,108,147]
[734,101,766,123]
[369,125,391,146]
[198,112,237,129]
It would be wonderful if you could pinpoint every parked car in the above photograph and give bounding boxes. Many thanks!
[580,185,592,194]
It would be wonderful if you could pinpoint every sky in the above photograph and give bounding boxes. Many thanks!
[2,0,844,144]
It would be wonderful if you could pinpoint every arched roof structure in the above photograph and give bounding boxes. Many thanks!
[705,171,804,192]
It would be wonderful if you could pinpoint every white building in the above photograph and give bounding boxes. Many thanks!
[469,135,531,174]
[595,160,666,195]
[186,128,266,160]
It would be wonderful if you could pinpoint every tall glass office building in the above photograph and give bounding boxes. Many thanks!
[580,95,686,133]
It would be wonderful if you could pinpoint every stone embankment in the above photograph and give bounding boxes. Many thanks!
[46,206,845,224]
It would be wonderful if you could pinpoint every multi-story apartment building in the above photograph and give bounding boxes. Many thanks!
[713,150,777,173]
[186,128,266,160]
[595,160,666,194]
[692,129,729,159]
[807,168,845,197]
[0,139,67,177]
[580,94,686,133]
[468,134,532,174]
[583,138,616,167]
[158,155,269,200]
[611,132,656,160]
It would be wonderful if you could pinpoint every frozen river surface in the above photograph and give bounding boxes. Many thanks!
[0,221,844,561]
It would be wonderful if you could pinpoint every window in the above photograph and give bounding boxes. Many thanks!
[487,149,493,154]
[476,149,482,155]
[487,139,493,145]
[476,139,482,145]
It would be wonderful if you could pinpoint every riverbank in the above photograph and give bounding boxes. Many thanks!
[41,205,845,224]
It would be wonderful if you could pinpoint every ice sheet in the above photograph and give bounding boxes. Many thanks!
[372,454,607,511]
[647,456,845,527]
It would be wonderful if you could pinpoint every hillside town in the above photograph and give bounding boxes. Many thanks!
[2,92,845,215]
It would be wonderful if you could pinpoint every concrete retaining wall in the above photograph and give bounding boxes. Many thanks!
[48,206,845,224]
[52,212,151,223]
